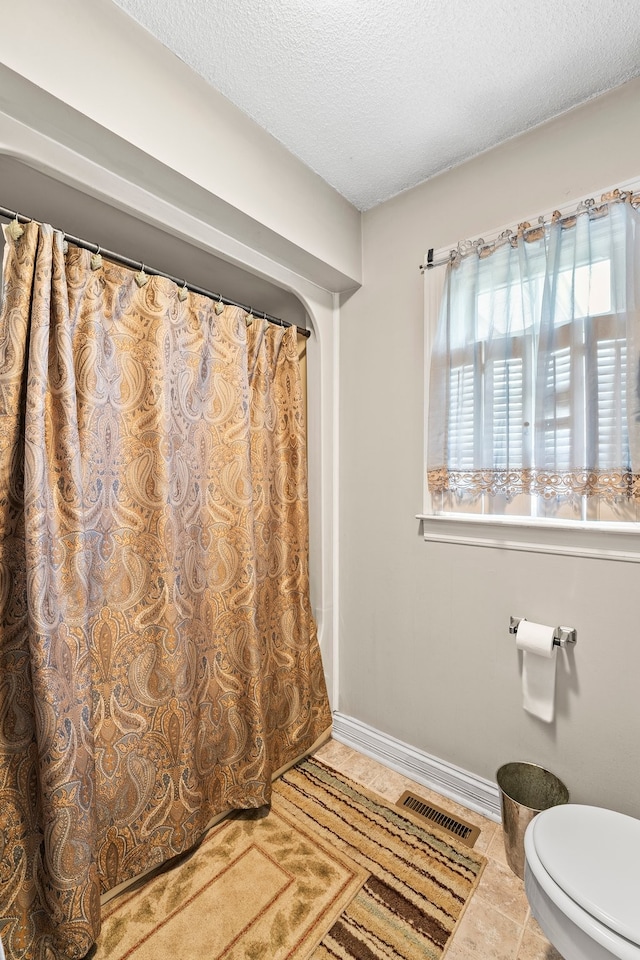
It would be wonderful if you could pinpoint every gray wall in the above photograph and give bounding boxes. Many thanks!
[338,77,640,817]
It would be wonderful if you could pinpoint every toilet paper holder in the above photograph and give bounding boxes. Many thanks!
[509,616,577,648]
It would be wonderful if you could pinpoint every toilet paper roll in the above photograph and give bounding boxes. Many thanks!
[516,620,557,722]
[516,620,556,658]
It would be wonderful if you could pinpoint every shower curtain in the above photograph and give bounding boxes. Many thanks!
[0,222,331,960]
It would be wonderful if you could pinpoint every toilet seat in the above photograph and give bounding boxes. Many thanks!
[532,805,640,947]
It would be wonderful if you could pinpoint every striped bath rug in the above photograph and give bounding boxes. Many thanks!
[273,758,486,960]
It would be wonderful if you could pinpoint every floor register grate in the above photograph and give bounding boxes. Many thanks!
[396,791,480,847]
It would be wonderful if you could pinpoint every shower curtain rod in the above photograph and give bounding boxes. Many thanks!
[419,184,640,274]
[0,206,311,339]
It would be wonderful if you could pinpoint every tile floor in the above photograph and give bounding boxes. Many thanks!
[314,737,563,960]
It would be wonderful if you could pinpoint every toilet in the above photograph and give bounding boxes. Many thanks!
[524,804,640,960]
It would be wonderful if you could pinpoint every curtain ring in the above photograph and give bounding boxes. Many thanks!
[90,245,103,271]
[245,308,254,327]
[135,263,149,287]
[214,295,224,315]
[6,212,24,240]
[178,280,189,302]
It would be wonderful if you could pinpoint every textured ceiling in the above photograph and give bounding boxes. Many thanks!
[111,0,640,211]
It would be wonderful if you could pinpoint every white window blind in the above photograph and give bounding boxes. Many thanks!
[489,356,524,469]
[597,339,628,465]
[447,363,475,469]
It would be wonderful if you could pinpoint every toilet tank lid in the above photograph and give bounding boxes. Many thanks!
[532,804,640,946]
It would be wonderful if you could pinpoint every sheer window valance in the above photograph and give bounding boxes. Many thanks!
[427,192,640,523]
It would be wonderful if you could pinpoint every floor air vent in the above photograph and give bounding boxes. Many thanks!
[396,791,480,847]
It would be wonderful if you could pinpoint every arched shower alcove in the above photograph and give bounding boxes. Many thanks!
[0,101,341,703]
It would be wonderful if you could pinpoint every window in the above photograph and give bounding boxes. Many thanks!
[424,193,640,536]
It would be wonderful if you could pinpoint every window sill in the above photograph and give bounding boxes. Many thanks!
[416,513,640,562]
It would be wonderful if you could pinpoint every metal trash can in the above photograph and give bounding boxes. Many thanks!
[496,761,569,879]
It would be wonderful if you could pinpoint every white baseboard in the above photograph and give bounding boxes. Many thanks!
[331,712,502,823]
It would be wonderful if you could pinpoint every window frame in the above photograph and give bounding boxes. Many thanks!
[418,187,640,562]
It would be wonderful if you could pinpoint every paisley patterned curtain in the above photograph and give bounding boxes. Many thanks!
[246,321,328,776]
[0,222,331,960]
